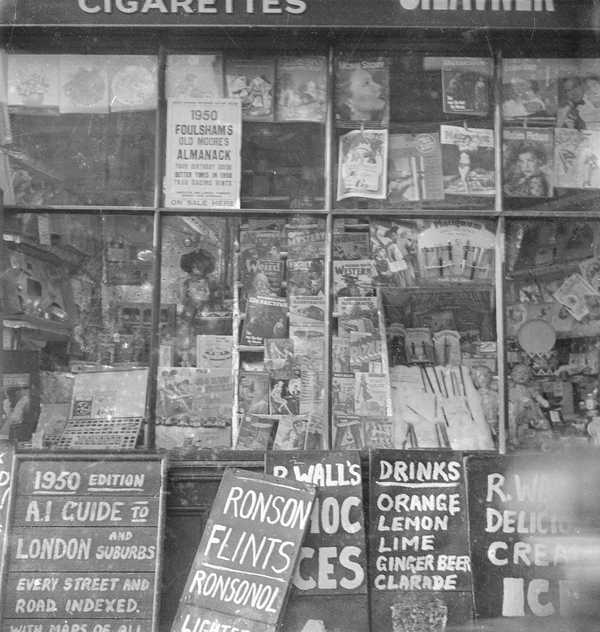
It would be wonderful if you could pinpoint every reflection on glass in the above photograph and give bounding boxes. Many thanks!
[332,217,497,451]
[1,212,154,447]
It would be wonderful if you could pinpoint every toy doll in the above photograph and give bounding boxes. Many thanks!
[509,362,550,445]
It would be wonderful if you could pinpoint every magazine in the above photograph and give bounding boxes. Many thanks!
[235,414,278,450]
[349,332,384,373]
[225,57,274,121]
[286,227,326,260]
[338,296,379,337]
[502,58,558,120]
[362,416,395,449]
[333,259,376,305]
[166,54,223,99]
[276,56,327,122]
[332,337,351,373]
[354,372,390,416]
[264,338,296,378]
[269,377,301,416]
[333,413,364,450]
[299,367,325,416]
[286,258,325,296]
[332,372,356,415]
[196,335,233,371]
[288,295,326,327]
[335,57,390,128]
[370,221,419,288]
[557,59,600,130]
[503,127,554,198]
[440,125,495,196]
[272,415,309,450]
[333,231,371,260]
[242,296,288,346]
[337,129,388,200]
[388,133,444,202]
[441,57,492,116]
[555,128,600,189]
[289,326,325,366]
[238,371,270,415]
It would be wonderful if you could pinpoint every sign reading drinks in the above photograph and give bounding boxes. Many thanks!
[369,450,474,630]
[164,99,241,210]
[5,0,597,30]
[467,454,599,620]
[1,454,165,632]
[170,468,315,632]
[266,451,369,632]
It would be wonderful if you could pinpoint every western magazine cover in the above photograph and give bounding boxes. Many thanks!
[337,129,388,200]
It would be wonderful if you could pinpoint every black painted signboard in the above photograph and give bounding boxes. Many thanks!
[369,450,473,630]
[170,468,315,632]
[266,451,369,632]
[0,453,166,632]
[467,453,600,620]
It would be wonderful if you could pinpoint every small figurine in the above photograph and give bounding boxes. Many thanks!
[509,363,550,446]
[471,364,499,436]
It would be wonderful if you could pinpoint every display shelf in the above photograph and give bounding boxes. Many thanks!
[2,314,72,341]
[3,233,86,270]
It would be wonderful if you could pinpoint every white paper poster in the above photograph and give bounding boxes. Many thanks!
[164,98,241,209]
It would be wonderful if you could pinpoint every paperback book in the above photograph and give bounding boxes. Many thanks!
[388,132,444,202]
[276,56,327,123]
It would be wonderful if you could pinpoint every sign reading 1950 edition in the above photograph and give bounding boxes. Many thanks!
[170,468,315,632]
[0,454,166,632]
[266,451,369,632]
[369,450,474,630]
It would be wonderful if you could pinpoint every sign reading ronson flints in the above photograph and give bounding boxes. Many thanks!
[0,454,166,632]
[2,0,599,30]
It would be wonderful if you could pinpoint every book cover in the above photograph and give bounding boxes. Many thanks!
[502,58,558,119]
[338,296,379,337]
[287,258,325,297]
[333,231,371,260]
[333,259,376,305]
[337,129,388,200]
[335,57,389,128]
[235,413,279,449]
[289,294,326,327]
[503,127,554,198]
[242,296,288,346]
[225,57,274,121]
[58,54,110,114]
[270,376,302,416]
[555,127,600,189]
[238,371,270,417]
[264,338,296,379]
[441,57,492,116]
[354,372,390,417]
[276,56,327,123]
[196,335,233,371]
[370,222,419,288]
[166,54,223,99]
[440,125,495,197]
[388,133,444,202]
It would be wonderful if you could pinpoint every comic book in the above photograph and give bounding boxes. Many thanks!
[338,296,379,337]
[242,296,288,346]
[335,57,390,128]
[276,56,327,123]
[440,125,495,197]
[286,258,325,296]
[388,133,444,202]
[238,370,270,415]
[337,129,388,200]
[555,127,600,189]
[441,57,492,116]
[264,338,296,379]
[225,57,275,121]
[502,58,558,120]
[354,372,391,418]
[333,231,371,260]
[333,259,376,306]
[369,221,419,288]
[288,294,326,327]
[235,413,278,450]
[503,127,554,198]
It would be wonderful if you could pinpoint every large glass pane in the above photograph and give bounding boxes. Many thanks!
[1,211,154,447]
[505,218,600,451]
[332,216,498,451]
[3,54,157,207]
